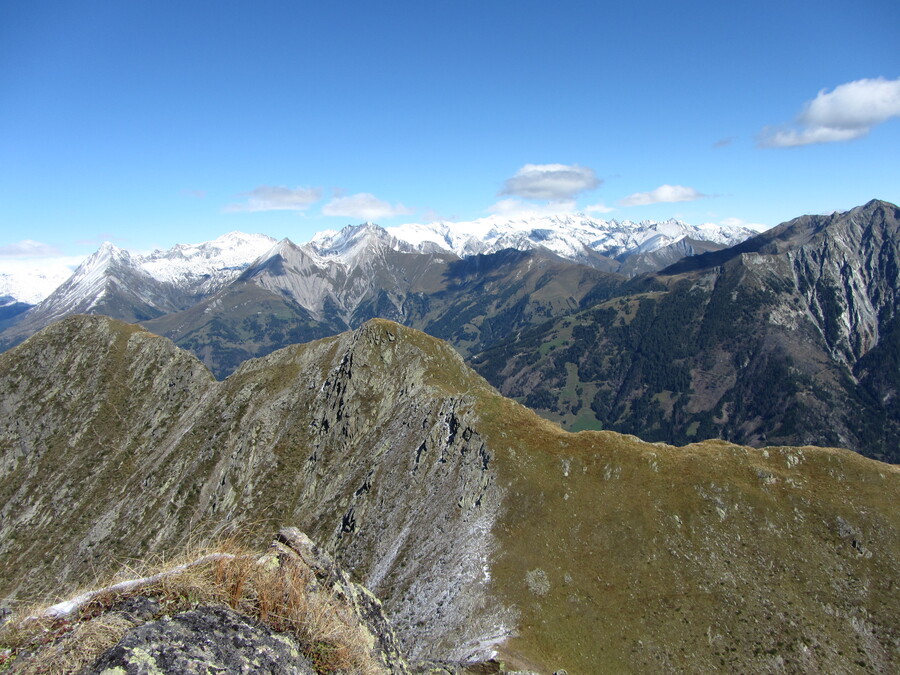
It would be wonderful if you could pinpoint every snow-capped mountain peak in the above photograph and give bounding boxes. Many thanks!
[67,242,132,304]
[307,222,416,265]
[3,232,279,319]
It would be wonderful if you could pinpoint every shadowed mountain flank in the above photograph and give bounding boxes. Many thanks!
[476,200,900,462]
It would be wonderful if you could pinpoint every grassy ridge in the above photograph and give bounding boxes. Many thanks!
[0,316,897,673]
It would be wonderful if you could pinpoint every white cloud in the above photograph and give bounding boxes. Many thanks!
[225,185,322,212]
[322,193,413,220]
[500,163,601,200]
[619,185,706,206]
[0,240,63,257]
[760,77,900,147]
[487,198,577,217]
[584,202,615,215]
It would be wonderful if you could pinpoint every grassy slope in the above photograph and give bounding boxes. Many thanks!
[476,394,899,673]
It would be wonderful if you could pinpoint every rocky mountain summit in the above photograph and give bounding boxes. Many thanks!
[1,316,898,673]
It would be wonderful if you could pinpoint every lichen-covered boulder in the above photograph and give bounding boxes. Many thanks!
[88,604,316,674]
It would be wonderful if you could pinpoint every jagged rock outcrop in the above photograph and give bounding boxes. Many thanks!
[1,528,538,675]
[1,316,899,673]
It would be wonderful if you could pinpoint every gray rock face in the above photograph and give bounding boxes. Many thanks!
[88,605,316,675]
[4,528,417,674]
[275,527,410,673]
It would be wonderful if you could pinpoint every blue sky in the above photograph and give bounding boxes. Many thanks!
[1,0,898,260]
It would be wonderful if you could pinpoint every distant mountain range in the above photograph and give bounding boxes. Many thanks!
[2,212,755,308]
[3,202,900,461]
[385,212,756,271]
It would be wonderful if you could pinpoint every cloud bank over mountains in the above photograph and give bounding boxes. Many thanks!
[322,193,413,220]
[0,240,64,257]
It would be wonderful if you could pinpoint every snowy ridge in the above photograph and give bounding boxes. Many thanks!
[139,231,276,293]
[6,216,755,311]
[383,213,756,261]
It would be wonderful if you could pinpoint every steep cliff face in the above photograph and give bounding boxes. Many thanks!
[1,316,899,673]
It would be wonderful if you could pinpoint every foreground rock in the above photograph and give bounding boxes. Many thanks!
[88,605,319,674]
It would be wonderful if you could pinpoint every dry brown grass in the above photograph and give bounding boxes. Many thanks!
[1,612,133,675]
[0,539,386,675]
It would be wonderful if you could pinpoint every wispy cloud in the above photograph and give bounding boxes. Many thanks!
[225,185,322,212]
[619,184,707,206]
[0,240,63,257]
[420,209,458,224]
[584,202,615,215]
[322,193,413,220]
[713,137,734,148]
[501,163,601,201]
[487,198,577,217]
[760,77,900,148]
